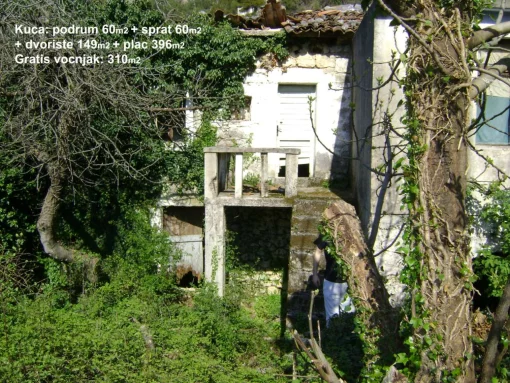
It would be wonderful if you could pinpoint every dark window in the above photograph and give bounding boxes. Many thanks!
[163,207,204,236]
[278,164,310,178]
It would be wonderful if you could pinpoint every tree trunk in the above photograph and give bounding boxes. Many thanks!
[480,279,510,383]
[36,160,98,278]
[37,163,74,262]
[402,3,474,382]
[323,200,401,363]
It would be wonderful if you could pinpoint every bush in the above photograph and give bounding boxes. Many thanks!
[0,283,294,382]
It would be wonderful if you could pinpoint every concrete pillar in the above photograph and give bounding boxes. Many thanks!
[235,153,243,198]
[260,152,268,197]
[204,152,218,199]
[285,153,298,198]
[204,202,226,296]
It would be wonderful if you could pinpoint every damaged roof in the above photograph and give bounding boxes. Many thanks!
[283,6,363,36]
[215,1,364,38]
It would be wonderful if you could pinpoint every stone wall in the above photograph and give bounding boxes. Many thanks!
[226,206,291,270]
[225,207,292,295]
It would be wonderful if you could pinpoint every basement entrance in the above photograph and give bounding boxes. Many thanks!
[225,206,292,335]
[225,207,291,291]
[163,206,204,286]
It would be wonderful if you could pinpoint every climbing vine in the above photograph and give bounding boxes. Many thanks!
[386,1,478,380]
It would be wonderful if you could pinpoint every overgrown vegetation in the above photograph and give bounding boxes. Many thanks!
[0,236,294,382]
[468,184,510,381]
[470,184,510,299]
[0,1,298,381]
[3,0,510,382]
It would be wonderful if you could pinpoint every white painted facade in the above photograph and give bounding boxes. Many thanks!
[352,9,408,304]
[216,41,353,183]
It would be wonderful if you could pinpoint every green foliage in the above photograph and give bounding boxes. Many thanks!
[0,252,33,314]
[166,122,218,195]
[243,172,261,187]
[1,205,292,381]
[137,13,289,114]
[477,186,510,255]
[322,313,364,381]
[469,185,510,298]
[133,12,288,195]
[225,230,242,272]
[0,281,291,382]
[0,152,43,256]
[393,93,430,381]
[1,0,291,275]
[0,138,46,299]
[317,222,349,283]
[474,248,510,298]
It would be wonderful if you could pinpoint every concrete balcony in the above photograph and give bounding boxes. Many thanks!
[204,146,301,205]
[202,146,347,297]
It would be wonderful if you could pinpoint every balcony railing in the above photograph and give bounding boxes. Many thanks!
[204,147,301,199]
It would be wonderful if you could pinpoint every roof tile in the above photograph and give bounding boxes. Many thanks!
[217,1,364,36]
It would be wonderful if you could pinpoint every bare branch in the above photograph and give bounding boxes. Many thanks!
[468,21,510,50]
[466,140,510,181]
[376,0,450,75]
[469,57,510,99]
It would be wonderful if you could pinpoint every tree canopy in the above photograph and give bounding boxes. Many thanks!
[0,0,288,270]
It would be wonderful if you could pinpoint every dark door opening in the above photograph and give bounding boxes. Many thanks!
[225,206,292,337]
[278,163,310,178]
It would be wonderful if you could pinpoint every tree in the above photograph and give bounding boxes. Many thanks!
[330,1,510,381]
[1,0,287,277]
[0,0,182,273]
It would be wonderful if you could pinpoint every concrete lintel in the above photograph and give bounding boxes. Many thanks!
[204,146,301,155]
[218,197,292,208]
[158,194,204,207]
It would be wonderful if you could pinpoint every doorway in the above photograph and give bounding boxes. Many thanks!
[277,84,317,177]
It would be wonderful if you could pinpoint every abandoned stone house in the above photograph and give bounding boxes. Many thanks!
[151,2,510,310]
